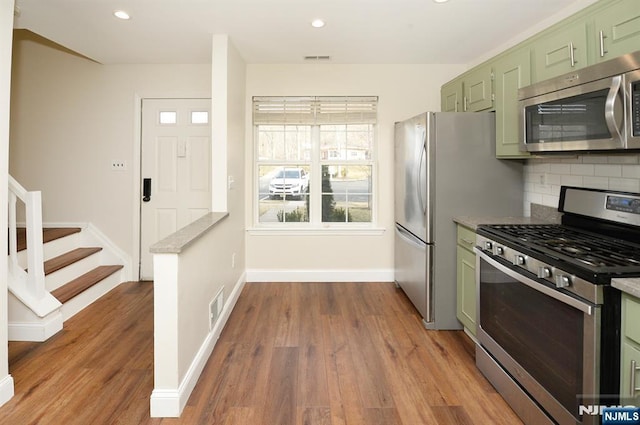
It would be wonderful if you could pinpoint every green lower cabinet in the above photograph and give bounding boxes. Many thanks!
[620,293,640,404]
[456,240,477,335]
[620,342,640,404]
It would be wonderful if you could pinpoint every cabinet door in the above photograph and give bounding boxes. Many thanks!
[464,64,493,112]
[533,23,587,82]
[441,80,462,112]
[620,342,640,404]
[494,48,531,158]
[594,0,640,63]
[456,245,477,335]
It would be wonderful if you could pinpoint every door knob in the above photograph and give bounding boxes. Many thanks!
[143,178,151,202]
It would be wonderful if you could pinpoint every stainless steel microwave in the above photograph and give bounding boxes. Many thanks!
[519,50,640,153]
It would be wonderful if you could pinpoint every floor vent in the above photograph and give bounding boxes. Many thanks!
[209,288,224,331]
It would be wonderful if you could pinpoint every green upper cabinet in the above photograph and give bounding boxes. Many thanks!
[441,79,462,112]
[494,48,531,158]
[532,21,588,82]
[464,63,494,112]
[593,0,640,63]
[439,0,640,158]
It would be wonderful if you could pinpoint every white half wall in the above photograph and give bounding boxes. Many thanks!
[245,64,466,275]
[0,0,16,407]
[151,34,247,417]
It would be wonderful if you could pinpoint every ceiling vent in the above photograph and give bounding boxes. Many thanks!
[304,55,331,61]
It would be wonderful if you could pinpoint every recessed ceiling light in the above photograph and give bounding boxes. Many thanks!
[113,10,131,20]
[433,0,450,3]
[311,19,325,28]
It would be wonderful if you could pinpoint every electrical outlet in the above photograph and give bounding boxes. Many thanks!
[111,160,127,171]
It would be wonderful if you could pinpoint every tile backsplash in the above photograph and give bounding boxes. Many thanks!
[524,154,640,215]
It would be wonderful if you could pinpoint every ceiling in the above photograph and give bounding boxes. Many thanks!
[12,0,599,65]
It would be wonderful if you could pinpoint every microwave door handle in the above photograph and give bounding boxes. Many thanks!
[604,75,624,144]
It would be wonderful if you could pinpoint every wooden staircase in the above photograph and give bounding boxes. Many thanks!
[16,226,123,317]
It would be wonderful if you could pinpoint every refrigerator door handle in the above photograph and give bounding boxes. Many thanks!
[417,138,427,216]
[395,224,426,249]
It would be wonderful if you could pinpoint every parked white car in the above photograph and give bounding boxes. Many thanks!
[269,168,309,199]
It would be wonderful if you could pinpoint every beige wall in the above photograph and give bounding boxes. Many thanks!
[244,64,466,279]
[9,31,211,265]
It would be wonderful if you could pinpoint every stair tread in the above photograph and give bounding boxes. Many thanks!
[16,227,82,252]
[51,265,124,304]
[43,247,102,275]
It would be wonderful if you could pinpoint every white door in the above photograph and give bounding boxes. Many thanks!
[140,98,211,279]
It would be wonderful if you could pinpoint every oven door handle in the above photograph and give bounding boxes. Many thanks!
[475,248,593,315]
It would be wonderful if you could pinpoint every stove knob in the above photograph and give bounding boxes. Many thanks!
[484,241,493,250]
[513,255,526,266]
[538,267,552,279]
[556,275,571,288]
[496,246,504,256]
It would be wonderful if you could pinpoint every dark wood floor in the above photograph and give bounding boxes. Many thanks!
[1,281,522,424]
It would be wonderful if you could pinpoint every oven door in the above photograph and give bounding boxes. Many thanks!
[475,249,600,425]
[519,75,625,152]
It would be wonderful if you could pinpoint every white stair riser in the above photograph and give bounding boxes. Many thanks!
[60,271,124,321]
[45,253,102,292]
[16,232,82,269]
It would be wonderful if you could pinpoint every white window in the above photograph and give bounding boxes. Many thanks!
[253,96,377,226]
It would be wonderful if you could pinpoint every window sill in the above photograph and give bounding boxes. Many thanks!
[247,225,386,236]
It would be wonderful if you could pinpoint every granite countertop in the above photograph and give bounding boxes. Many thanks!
[453,203,562,231]
[612,278,640,299]
[150,211,229,254]
[453,215,550,231]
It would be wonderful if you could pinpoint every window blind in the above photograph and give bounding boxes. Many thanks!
[253,96,378,125]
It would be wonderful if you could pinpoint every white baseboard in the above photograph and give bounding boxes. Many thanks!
[8,311,63,342]
[0,375,15,408]
[245,268,394,282]
[84,223,133,282]
[150,272,246,418]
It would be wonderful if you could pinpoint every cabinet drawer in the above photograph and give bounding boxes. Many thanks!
[624,294,640,345]
[457,225,476,252]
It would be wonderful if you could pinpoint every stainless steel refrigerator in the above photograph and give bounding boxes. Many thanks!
[394,112,523,330]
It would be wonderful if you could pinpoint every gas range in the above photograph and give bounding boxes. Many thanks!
[474,186,640,425]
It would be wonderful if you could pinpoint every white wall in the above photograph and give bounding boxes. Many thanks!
[524,154,640,214]
[0,0,15,407]
[9,31,211,265]
[245,64,465,280]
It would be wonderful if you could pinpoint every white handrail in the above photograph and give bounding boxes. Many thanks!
[8,175,46,300]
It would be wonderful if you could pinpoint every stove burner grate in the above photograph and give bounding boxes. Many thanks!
[481,224,640,271]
